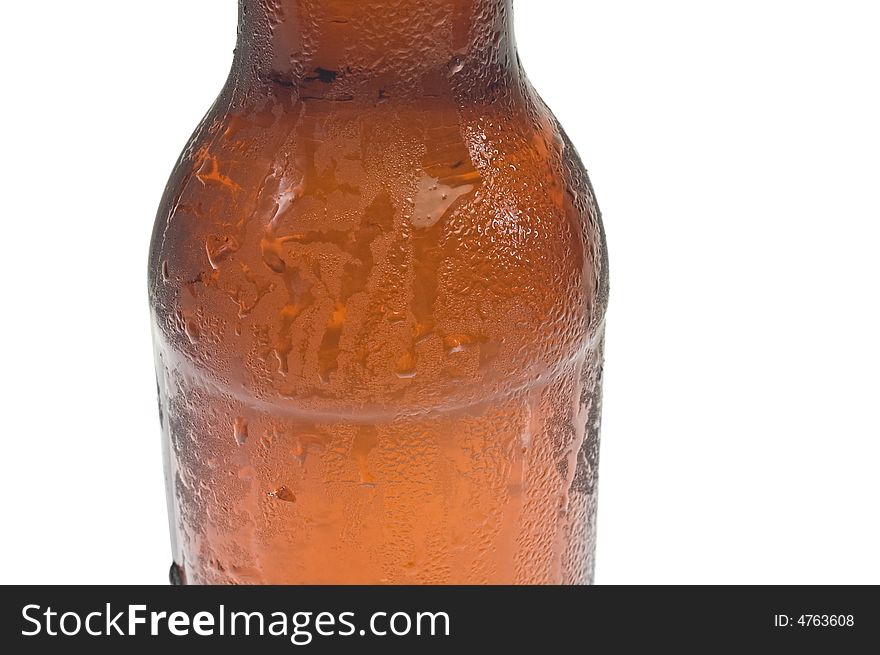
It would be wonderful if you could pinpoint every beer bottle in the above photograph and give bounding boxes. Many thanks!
[149,0,608,585]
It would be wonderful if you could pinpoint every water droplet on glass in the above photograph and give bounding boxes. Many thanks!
[395,351,417,379]
[183,317,201,344]
[233,416,248,446]
[443,334,479,355]
[269,486,296,503]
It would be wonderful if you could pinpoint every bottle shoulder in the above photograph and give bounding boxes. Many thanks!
[149,93,607,409]
[150,92,603,272]
[159,87,596,204]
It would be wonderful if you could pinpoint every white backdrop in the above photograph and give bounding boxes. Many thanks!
[1,0,877,584]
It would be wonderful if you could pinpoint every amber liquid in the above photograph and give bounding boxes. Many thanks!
[150,0,607,585]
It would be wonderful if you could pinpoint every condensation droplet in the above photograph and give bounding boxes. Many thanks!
[443,334,480,355]
[395,351,417,379]
[233,417,248,446]
[269,486,296,503]
[183,317,200,344]
[206,234,239,270]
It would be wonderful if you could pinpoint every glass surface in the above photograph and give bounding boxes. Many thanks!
[149,0,608,584]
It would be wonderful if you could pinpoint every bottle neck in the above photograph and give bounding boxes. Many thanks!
[234,0,519,100]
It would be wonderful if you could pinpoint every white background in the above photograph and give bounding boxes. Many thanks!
[1,0,878,585]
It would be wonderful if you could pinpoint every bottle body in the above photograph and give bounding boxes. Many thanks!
[150,0,607,584]
[154,336,603,584]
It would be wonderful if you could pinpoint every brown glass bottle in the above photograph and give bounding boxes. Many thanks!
[149,0,608,585]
